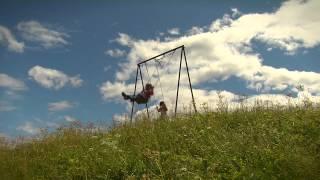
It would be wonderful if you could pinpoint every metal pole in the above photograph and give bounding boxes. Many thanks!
[130,67,139,123]
[183,47,197,113]
[175,48,183,116]
[138,45,184,65]
[138,65,150,118]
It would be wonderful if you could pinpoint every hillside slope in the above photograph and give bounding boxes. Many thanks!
[1,106,319,179]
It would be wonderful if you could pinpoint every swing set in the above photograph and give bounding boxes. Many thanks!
[130,45,197,122]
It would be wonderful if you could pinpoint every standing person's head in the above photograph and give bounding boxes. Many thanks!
[145,83,154,90]
[159,101,167,109]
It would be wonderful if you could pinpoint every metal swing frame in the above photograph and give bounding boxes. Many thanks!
[130,45,197,123]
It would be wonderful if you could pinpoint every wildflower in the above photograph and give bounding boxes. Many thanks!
[118,149,123,153]
[180,167,187,172]
[89,147,94,151]
[142,174,148,179]
[207,126,212,130]
[100,138,119,150]
[69,159,75,163]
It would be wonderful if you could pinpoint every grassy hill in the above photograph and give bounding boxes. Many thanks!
[0,105,319,179]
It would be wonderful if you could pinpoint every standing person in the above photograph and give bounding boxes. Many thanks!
[157,101,168,118]
[122,83,154,104]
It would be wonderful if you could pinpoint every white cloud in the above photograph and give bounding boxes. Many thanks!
[101,0,320,114]
[187,26,205,35]
[209,14,233,32]
[115,33,133,46]
[254,0,320,53]
[0,73,27,91]
[100,81,134,101]
[168,28,180,35]
[69,75,83,87]
[247,66,320,93]
[28,65,83,90]
[0,25,24,52]
[17,122,40,135]
[64,115,78,122]
[103,66,112,72]
[45,121,59,128]
[17,20,69,48]
[112,113,129,124]
[105,48,126,57]
[0,101,16,112]
[16,119,60,135]
[48,100,75,112]
[130,89,320,120]
[231,8,241,18]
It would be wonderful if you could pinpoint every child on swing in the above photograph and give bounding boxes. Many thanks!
[122,83,154,104]
[157,101,168,118]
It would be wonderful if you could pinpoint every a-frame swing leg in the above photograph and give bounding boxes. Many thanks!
[183,47,197,113]
[174,47,183,116]
[130,67,139,123]
[175,46,197,116]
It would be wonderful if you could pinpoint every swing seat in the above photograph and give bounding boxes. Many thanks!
[135,94,148,104]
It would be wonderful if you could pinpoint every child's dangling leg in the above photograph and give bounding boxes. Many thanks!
[121,92,129,100]
[122,92,148,104]
[122,92,135,102]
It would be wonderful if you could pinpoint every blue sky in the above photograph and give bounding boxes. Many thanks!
[1,0,320,137]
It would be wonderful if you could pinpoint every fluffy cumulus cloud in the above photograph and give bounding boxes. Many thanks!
[0,25,24,53]
[100,81,134,101]
[64,115,78,122]
[112,113,129,124]
[101,0,320,115]
[105,48,126,57]
[167,28,180,35]
[48,100,75,112]
[17,20,69,48]
[254,0,320,53]
[17,121,40,135]
[0,73,27,91]
[28,65,83,90]
[231,8,241,18]
[17,119,59,135]
[187,26,204,35]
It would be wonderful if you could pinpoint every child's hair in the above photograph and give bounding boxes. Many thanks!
[145,83,154,89]
[160,101,165,106]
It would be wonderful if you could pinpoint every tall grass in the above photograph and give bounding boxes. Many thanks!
[0,105,319,179]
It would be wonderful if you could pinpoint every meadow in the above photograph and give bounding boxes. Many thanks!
[0,103,319,179]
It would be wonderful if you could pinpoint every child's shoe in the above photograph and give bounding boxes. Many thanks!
[122,92,129,100]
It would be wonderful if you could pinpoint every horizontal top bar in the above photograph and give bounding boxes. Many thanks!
[137,45,184,65]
